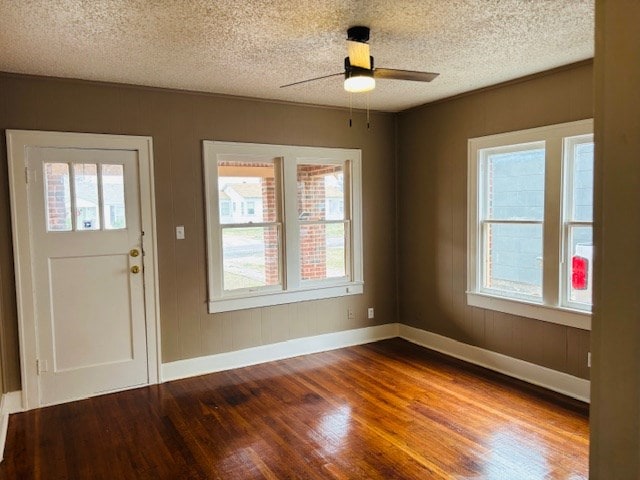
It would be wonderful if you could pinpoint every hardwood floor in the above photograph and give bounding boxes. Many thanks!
[0,339,589,479]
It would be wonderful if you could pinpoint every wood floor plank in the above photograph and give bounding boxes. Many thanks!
[0,339,589,479]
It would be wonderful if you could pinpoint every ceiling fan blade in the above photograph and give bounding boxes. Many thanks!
[374,68,439,82]
[280,72,344,88]
[347,40,371,69]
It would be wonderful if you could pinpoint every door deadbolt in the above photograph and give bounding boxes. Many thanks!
[131,265,140,274]
[130,249,140,257]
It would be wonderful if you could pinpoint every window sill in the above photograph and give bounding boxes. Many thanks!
[466,292,591,330]
[209,282,364,313]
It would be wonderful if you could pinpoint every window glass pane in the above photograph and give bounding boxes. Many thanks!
[45,163,72,231]
[73,164,100,230]
[484,223,542,298]
[102,164,126,230]
[300,222,346,281]
[571,142,594,222]
[568,226,593,305]
[297,164,345,221]
[217,159,276,224]
[485,147,545,221]
[222,226,280,290]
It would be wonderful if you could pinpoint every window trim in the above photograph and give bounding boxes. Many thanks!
[467,119,593,331]
[561,134,594,311]
[203,141,363,313]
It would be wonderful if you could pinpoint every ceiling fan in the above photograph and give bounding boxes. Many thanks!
[280,26,439,93]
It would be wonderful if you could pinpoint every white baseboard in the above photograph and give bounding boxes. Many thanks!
[162,322,590,403]
[1,391,23,462]
[399,324,590,403]
[162,323,400,382]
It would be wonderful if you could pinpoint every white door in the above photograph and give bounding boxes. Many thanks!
[25,146,148,406]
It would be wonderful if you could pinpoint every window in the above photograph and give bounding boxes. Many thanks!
[204,141,363,313]
[217,158,281,292]
[468,119,593,330]
[480,143,545,301]
[297,163,347,281]
[563,136,594,309]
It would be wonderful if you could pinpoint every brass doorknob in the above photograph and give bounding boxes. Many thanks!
[131,265,140,274]
[130,249,140,257]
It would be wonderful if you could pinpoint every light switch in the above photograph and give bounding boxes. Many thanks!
[176,225,185,240]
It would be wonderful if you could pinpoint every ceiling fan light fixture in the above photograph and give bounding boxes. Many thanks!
[344,69,375,93]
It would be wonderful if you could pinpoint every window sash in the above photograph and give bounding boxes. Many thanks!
[479,142,546,222]
[479,220,543,302]
[299,219,351,284]
[563,135,594,223]
[560,134,594,311]
[561,223,593,310]
[212,155,283,298]
[220,223,283,294]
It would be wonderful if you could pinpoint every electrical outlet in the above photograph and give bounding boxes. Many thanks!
[368,307,374,319]
[176,225,185,240]
[587,352,591,368]
[347,307,354,320]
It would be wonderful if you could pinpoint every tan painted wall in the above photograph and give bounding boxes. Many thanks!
[397,62,593,379]
[0,74,397,391]
[589,0,640,477]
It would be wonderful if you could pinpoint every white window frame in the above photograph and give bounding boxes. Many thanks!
[467,119,593,330]
[478,140,546,303]
[214,154,284,298]
[296,156,352,288]
[203,141,363,313]
[561,134,595,311]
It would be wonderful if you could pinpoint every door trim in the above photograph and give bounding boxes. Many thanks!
[6,130,161,411]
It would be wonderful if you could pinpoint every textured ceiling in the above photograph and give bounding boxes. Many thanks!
[0,1,594,112]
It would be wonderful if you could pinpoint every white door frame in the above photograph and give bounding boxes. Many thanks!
[6,130,161,411]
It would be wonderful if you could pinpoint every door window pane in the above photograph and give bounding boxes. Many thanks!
[297,164,345,221]
[484,223,543,298]
[74,164,100,230]
[485,147,545,221]
[45,163,72,231]
[222,226,280,290]
[102,164,126,230]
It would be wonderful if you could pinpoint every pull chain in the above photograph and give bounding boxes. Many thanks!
[366,92,370,129]
[349,92,353,127]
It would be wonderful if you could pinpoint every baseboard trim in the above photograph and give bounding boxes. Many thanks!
[1,391,23,462]
[162,323,590,402]
[162,323,400,382]
[399,324,590,403]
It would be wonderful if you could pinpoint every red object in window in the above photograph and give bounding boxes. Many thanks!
[572,256,588,290]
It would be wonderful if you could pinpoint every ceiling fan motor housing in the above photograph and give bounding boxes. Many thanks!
[347,26,370,43]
